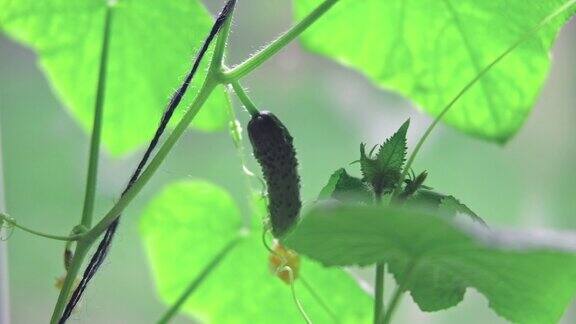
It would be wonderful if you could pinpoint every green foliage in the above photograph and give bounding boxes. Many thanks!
[318,168,372,204]
[284,204,576,323]
[294,0,576,143]
[0,0,230,155]
[438,195,486,225]
[141,180,371,323]
[408,190,486,225]
[360,120,409,194]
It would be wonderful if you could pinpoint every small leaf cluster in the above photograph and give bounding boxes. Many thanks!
[320,120,482,226]
[359,120,409,198]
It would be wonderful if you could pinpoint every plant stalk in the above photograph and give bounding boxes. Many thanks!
[211,0,236,73]
[230,81,260,116]
[373,188,386,323]
[79,3,112,228]
[50,242,90,324]
[374,263,385,323]
[224,0,340,81]
[50,6,113,322]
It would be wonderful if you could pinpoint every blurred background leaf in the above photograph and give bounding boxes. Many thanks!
[141,180,372,323]
[294,0,576,143]
[0,0,229,156]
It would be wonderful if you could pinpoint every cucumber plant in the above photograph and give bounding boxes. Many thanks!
[0,0,576,323]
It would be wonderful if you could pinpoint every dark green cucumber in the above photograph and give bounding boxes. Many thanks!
[248,111,301,237]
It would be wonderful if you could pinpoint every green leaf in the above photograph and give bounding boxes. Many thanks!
[318,168,372,204]
[294,0,576,142]
[284,204,576,323]
[360,120,409,193]
[0,0,229,155]
[140,180,371,323]
[408,189,486,225]
[438,195,487,226]
[375,119,409,172]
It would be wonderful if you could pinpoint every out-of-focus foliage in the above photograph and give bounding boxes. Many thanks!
[294,0,576,143]
[0,0,229,155]
[140,180,372,323]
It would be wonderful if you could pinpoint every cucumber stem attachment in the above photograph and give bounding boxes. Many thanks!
[230,81,260,117]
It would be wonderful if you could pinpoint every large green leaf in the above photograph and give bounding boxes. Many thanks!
[0,0,229,155]
[294,0,576,142]
[284,204,576,323]
[140,180,371,323]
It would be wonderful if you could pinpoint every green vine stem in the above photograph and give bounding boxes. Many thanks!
[157,237,243,324]
[373,263,385,323]
[373,186,387,323]
[230,81,260,116]
[211,0,235,72]
[0,214,82,242]
[223,0,340,81]
[49,5,114,322]
[79,1,110,228]
[394,0,576,198]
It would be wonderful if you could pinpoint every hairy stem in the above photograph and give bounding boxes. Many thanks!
[211,0,236,73]
[395,0,576,197]
[230,81,260,116]
[157,237,242,324]
[224,0,340,81]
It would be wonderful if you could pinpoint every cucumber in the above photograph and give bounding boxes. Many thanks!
[248,111,301,237]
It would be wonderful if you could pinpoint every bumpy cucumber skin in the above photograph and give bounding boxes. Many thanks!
[248,111,301,237]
